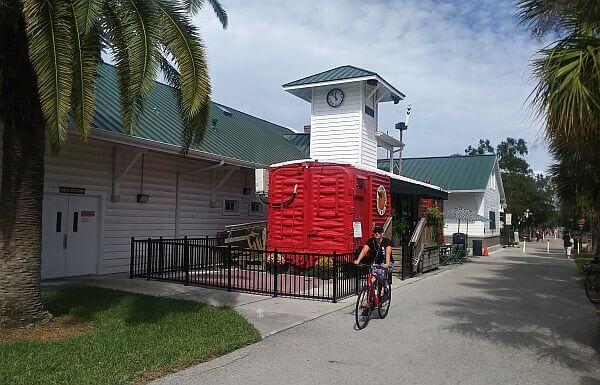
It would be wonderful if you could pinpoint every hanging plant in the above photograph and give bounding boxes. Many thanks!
[425,206,444,244]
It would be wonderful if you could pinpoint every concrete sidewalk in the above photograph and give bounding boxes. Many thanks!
[46,261,465,337]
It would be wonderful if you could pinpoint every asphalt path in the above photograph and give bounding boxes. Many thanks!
[152,239,600,385]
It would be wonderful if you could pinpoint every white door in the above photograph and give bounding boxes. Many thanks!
[42,194,99,278]
[66,196,98,276]
[41,195,69,279]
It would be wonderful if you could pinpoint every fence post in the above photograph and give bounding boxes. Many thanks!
[129,237,134,279]
[146,238,153,280]
[184,236,190,286]
[355,262,360,295]
[273,249,278,297]
[227,244,232,292]
[159,236,164,275]
[332,251,337,303]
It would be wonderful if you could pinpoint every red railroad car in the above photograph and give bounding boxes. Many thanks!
[266,161,392,267]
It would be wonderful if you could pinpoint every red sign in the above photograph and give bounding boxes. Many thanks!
[578,218,585,225]
[81,211,95,217]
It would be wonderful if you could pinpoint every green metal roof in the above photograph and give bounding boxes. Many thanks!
[283,133,310,156]
[378,155,497,191]
[93,63,307,166]
[282,65,376,88]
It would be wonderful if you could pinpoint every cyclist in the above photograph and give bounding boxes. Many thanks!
[353,224,394,291]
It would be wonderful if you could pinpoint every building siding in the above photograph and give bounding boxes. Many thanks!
[443,191,485,237]
[310,83,362,164]
[483,173,501,238]
[1,126,263,276]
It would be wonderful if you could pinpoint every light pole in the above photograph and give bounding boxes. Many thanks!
[501,202,508,246]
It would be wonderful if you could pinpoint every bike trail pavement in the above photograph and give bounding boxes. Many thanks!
[151,239,600,385]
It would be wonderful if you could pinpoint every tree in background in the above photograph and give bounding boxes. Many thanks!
[0,0,227,328]
[463,137,557,230]
[464,139,494,155]
[517,0,600,255]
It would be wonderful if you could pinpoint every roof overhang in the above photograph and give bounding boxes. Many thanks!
[270,159,448,200]
[87,127,266,169]
[375,131,403,148]
[282,74,405,103]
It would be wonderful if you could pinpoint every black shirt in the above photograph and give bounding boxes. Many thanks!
[366,237,393,264]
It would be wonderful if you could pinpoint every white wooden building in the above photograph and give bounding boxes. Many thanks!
[0,63,306,279]
[379,154,506,247]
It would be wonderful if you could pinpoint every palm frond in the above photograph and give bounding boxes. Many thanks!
[102,4,132,132]
[23,0,73,147]
[183,0,228,28]
[106,0,161,133]
[156,1,210,115]
[72,0,103,34]
[516,0,600,37]
[69,0,101,140]
[529,32,600,145]
[160,55,210,151]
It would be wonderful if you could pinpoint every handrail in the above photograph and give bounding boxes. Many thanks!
[410,218,427,245]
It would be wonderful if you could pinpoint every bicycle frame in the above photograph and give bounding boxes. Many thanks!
[364,265,387,308]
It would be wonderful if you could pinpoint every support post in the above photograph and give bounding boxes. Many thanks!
[332,251,338,303]
[146,238,153,280]
[184,236,190,286]
[227,244,232,292]
[522,240,526,254]
[130,237,134,279]
[547,239,550,254]
[273,249,279,297]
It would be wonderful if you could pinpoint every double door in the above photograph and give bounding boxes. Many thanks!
[42,195,99,279]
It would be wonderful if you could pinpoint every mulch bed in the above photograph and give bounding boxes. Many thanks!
[0,315,93,344]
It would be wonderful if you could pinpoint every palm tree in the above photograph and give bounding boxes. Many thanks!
[0,0,227,328]
[517,0,600,255]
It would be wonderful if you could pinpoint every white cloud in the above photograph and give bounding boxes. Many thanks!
[193,0,552,171]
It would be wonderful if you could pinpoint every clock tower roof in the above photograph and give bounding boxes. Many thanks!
[282,65,405,103]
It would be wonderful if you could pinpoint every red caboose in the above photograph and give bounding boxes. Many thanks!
[267,160,393,267]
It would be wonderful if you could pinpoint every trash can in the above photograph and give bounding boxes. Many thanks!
[452,233,467,246]
[472,239,483,256]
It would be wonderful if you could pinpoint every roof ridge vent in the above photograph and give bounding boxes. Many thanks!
[217,105,233,117]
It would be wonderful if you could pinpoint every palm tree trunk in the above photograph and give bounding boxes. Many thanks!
[0,5,51,328]
[0,113,51,328]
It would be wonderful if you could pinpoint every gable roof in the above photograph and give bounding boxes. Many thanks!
[378,155,497,191]
[92,63,307,167]
[282,65,406,103]
[282,65,377,87]
[283,133,310,156]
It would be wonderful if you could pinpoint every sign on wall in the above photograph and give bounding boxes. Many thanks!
[376,185,387,216]
[505,213,512,226]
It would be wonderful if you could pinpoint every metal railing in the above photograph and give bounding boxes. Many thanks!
[130,237,367,302]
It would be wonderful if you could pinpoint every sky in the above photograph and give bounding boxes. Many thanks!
[192,0,551,172]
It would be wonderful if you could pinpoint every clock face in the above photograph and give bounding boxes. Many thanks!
[326,88,344,107]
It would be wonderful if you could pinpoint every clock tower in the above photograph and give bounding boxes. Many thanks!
[282,65,405,170]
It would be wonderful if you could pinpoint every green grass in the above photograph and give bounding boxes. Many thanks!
[573,253,596,283]
[0,286,261,385]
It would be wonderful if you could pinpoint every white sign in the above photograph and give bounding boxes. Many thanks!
[376,185,387,216]
[505,213,512,226]
[353,221,363,238]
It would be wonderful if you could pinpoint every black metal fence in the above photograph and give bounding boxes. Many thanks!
[130,237,368,302]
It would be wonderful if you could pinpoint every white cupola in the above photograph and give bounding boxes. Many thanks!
[282,65,405,169]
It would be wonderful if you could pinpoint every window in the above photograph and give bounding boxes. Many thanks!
[250,201,263,215]
[489,211,496,230]
[223,198,240,216]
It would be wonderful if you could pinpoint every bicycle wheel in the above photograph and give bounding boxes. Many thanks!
[355,286,372,330]
[585,274,600,304]
[378,284,391,319]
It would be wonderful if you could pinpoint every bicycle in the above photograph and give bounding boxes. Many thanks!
[355,263,392,330]
[583,260,600,304]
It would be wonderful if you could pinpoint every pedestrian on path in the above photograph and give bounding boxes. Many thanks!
[563,230,573,259]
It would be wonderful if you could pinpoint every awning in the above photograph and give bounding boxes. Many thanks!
[390,178,448,200]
